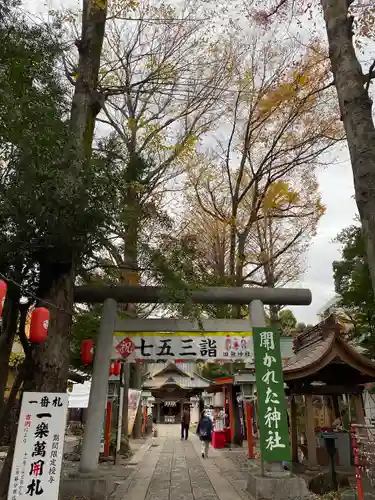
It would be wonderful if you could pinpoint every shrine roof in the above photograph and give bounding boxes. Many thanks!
[143,361,211,389]
[148,361,193,379]
[282,315,375,381]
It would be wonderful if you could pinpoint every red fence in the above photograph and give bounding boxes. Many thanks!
[351,424,375,500]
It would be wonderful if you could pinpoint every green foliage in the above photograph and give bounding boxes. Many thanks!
[333,224,375,357]
[0,4,125,395]
[9,351,24,368]
[70,308,101,373]
[278,309,297,335]
[0,5,119,279]
[197,361,245,381]
[0,8,65,268]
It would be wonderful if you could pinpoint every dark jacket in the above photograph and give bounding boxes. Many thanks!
[181,410,190,425]
[196,416,213,441]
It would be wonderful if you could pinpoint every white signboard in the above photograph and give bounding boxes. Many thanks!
[128,389,142,436]
[8,392,68,500]
[112,333,294,362]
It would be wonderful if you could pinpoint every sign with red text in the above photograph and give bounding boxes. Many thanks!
[116,337,136,359]
[8,392,68,500]
[113,332,254,361]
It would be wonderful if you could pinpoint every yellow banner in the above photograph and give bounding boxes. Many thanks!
[114,331,253,337]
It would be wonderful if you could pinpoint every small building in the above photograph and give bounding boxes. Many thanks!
[284,315,375,467]
[143,362,210,424]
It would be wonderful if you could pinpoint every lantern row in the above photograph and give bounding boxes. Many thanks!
[0,280,49,343]
[81,338,120,376]
[1,279,120,377]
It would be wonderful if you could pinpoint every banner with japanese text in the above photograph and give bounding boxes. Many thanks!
[128,389,141,436]
[253,328,290,463]
[113,332,252,361]
[112,332,294,362]
[8,392,68,500]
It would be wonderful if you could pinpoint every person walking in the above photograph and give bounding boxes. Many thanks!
[181,407,190,440]
[196,411,213,458]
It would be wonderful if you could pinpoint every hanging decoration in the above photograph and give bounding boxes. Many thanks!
[29,307,49,343]
[0,280,7,318]
[81,339,94,365]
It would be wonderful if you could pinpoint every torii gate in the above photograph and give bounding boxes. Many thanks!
[74,285,311,473]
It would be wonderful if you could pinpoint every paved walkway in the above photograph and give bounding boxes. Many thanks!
[119,425,256,500]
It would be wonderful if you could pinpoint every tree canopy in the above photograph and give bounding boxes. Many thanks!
[278,309,297,335]
[333,224,375,357]
[251,0,375,311]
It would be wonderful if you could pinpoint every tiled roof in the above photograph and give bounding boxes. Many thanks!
[148,361,193,378]
[283,333,335,374]
[282,315,375,381]
[143,373,209,389]
[144,361,210,389]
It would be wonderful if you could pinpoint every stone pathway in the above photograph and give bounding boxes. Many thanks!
[119,425,257,500]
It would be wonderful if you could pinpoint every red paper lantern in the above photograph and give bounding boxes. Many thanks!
[29,307,49,343]
[109,362,115,376]
[113,361,121,376]
[81,339,94,365]
[0,280,7,318]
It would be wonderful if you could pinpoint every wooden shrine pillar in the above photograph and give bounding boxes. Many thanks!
[354,394,365,425]
[305,394,317,467]
[223,387,227,418]
[332,395,340,420]
[290,395,298,463]
[228,385,235,443]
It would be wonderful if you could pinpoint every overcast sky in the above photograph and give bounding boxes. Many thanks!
[26,0,364,326]
[289,146,358,324]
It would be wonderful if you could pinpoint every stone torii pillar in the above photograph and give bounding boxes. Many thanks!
[80,299,117,472]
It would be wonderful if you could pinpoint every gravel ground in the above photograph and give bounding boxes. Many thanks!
[220,449,258,473]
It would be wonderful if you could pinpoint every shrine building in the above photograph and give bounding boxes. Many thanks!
[143,361,210,424]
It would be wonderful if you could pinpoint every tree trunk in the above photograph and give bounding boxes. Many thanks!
[0,363,27,499]
[0,285,20,408]
[0,2,108,496]
[24,262,74,393]
[321,0,375,293]
[0,361,28,498]
[121,176,143,439]
[0,432,16,500]
[67,0,108,167]
[0,362,25,443]
[229,224,236,280]
[0,302,29,443]
[17,0,108,395]
[0,262,74,497]
[269,305,281,330]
